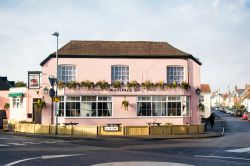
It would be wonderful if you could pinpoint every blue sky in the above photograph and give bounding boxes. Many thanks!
[0,0,249,92]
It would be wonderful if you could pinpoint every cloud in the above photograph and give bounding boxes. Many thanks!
[0,0,249,92]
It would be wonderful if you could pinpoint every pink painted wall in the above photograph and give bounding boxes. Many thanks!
[41,58,201,125]
[0,90,9,119]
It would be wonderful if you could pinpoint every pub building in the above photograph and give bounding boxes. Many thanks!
[38,40,202,126]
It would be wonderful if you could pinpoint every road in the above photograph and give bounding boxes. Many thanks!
[0,111,250,166]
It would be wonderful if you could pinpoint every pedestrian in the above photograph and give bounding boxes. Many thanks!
[209,113,215,129]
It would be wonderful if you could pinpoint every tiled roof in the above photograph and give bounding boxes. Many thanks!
[222,93,229,99]
[236,89,245,95]
[243,89,250,99]
[40,40,202,66]
[0,77,14,90]
[201,84,211,93]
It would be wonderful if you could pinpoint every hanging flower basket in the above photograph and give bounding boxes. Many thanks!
[122,97,129,110]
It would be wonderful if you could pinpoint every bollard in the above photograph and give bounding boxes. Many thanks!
[3,119,8,131]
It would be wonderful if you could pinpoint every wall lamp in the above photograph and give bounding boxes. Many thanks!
[195,88,201,95]
[43,87,49,95]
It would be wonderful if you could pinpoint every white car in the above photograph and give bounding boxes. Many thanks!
[225,109,231,114]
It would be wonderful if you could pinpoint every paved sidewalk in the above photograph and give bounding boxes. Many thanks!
[205,113,225,135]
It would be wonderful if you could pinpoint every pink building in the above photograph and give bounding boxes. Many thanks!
[40,41,202,126]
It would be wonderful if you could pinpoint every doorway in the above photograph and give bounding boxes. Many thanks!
[33,98,41,124]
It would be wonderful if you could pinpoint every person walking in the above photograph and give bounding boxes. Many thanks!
[209,113,215,129]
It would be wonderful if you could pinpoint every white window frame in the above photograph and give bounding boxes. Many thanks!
[137,96,190,117]
[111,65,129,84]
[166,66,184,84]
[12,97,23,108]
[58,64,76,83]
[58,96,113,118]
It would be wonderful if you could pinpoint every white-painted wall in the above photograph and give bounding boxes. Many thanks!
[211,95,223,107]
[242,98,250,112]
[201,93,211,118]
[9,87,28,122]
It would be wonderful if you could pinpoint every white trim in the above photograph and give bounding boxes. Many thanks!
[166,65,185,84]
[58,116,191,119]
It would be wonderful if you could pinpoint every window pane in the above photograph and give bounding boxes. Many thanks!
[137,102,151,116]
[167,66,184,84]
[65,102,80,117]
[111,65,129,84]
[58,65,76,83]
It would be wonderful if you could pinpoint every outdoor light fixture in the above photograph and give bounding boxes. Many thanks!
[43,87,49,94]
[195,88,201,95]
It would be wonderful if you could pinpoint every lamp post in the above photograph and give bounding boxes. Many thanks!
[52,31,59,134]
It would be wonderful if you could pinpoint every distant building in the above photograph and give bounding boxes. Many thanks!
[211,91,223,108]
[242,84,250,112]
[200,84,211,118]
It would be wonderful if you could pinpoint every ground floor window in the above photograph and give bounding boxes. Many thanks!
[13,97,23,108]
[58,96,112,117]
[137,96,190,117]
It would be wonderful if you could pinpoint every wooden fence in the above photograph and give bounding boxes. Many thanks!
[14,123,204,136]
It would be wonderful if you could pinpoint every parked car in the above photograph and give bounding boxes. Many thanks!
[225,109,232,114]
[235,110,243,117]
[248,114,250,122]
[230,109,236,116]
[221,108,226,113]
[242,112,249,120]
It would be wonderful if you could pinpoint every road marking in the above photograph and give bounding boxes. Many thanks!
[0,144,9,147]
[0,138,8,140]
[41,154,83,159]
[7,143,26,146]
[4,157,39,166]
[226,147,250,153]
[39,141,57,144]
[3,154,85,166]
[92,161,193,166]
[195,155,250,161]
[24,142,41,145]
[54,140,71,143]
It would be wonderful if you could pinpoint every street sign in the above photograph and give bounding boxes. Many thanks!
[103,126,119,131]
[48,76,57,87]
[49,88,55,98]
[53,97,60,102]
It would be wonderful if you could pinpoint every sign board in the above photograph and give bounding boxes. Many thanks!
[28,71,41,89]
[53,97,60,102]
[49,88,56,98]
[103,126,119,131]
[48,76,57,87]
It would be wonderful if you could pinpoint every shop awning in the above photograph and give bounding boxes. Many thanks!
[8,93,23,97]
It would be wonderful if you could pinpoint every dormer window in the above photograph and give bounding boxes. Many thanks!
[111,65,129,84]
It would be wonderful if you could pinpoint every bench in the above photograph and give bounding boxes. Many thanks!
[106,123,121,127]
[63,122,79,135]
[63,122,79,126]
